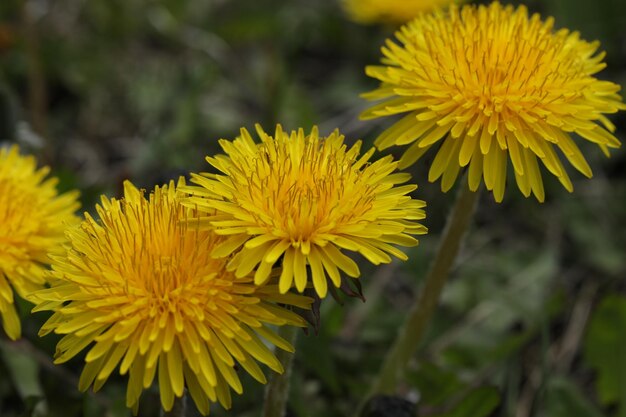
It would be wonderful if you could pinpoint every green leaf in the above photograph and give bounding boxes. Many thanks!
[0,340,46,415]
[584,295,626,413]
[21,396,44,417]
[544,377,606,417]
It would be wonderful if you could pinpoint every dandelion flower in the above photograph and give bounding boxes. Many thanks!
[342,0,459,25]
[0,145,79,340]
[184,125,427,298]
[34,179,311,415]
[361,2,625,202]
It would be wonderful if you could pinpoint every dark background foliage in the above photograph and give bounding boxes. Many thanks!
[0,0,625,416]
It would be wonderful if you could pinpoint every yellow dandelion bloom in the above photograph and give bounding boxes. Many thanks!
[342,0,459,25]
[183,125,427,298]
[361,2,625,202]
[34,179,311,415]
[0,145,79,340]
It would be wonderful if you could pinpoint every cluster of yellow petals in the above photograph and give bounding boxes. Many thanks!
[14,3,626,417]
[0,145,79,340]
[184,125,427,298]
[362,2,625,202]
[34,179,311,415]
[342,0,459,25]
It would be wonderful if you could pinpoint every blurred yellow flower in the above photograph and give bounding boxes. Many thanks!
[35,179,311,415]
[184,125,427,298]
[0,145,79,340]
[343,0,458,24]
[362,2,625,202]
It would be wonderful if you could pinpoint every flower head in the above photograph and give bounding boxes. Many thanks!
[362,2,625,202]
[0,145,79,340]
[184,125,427,298]
[342,0,459,25]
[34,179,311,415]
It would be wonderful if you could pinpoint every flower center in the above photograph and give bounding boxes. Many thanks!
[92,200,222,313]
[234,139,376,243]
[414,5,591,119]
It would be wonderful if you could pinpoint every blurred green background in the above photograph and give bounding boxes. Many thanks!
[1,0,625,416]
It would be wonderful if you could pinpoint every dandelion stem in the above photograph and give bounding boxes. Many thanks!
[162,394,186,417]
[262,325,298,417]
[371,184,479,396]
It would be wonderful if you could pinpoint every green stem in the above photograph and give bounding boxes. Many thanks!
[370,184,479,397]
[162,394,187,417]
[262,325,298,417]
